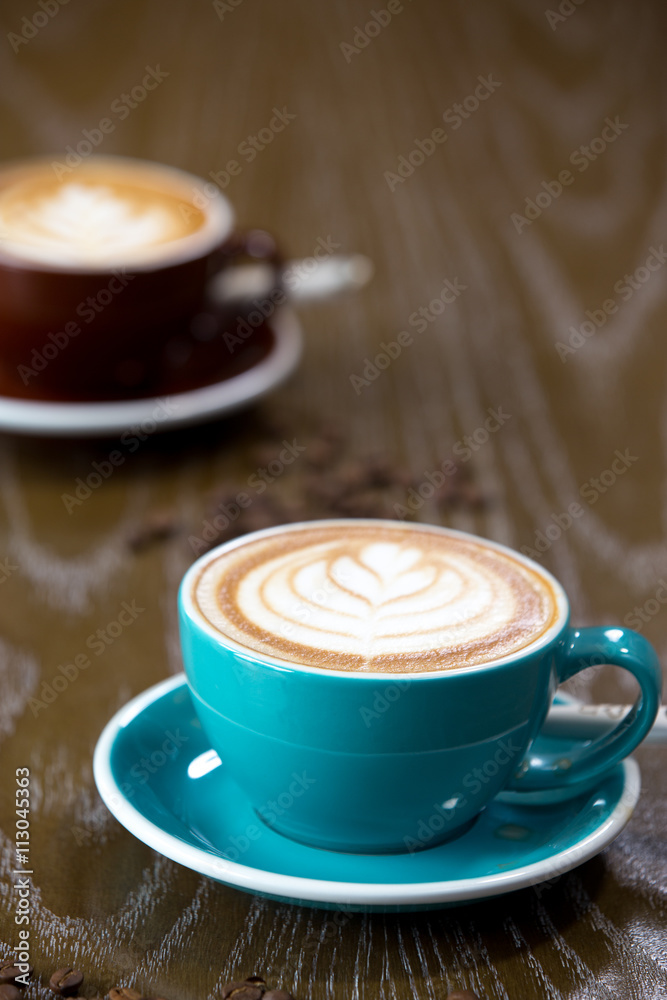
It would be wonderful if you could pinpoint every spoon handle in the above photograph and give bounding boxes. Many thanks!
[210,254,374,306]
[543,703,667,745]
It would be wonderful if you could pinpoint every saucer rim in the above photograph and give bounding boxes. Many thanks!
[93,673,640,908]
[0,307,302,437]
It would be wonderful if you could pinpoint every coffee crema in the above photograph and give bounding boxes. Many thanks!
[0,159,208,268]
[193,523,560,672]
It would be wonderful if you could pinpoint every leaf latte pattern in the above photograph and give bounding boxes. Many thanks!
[194,525,559,671]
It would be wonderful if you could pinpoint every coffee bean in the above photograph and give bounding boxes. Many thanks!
[0,986,22,1000]
[458,483,486,509]
[362,456,397,488]
[263,991,295,1000]
[242,979,267,991]
[0,964,31,988]
[49,969,84,996]
[334,459,370,492]
[303,474,347,505]
[108,989,142,1000]
[235,506,281,534]
[250,444,283,467]
[446,991,482,1000]
[127,510,180,552]
[318,421,343,443]
[220,983,263,1000]
[332,490,385,517]
[303,437,338,469]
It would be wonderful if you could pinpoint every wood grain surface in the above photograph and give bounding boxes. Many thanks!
[1,1,666,997]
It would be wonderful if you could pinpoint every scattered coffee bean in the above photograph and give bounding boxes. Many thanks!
[446,990,482,1000]
[108,989,142,1000]
[303,438,338,469]
[127,510,181,552]
[218,977,293,1000]
[0,986,22,1000]
[457,482,486,509]
[220,983,263,1000]
[233,501,284,534]
[194,419,490,556]
[49,969,84,996]
[0,964,30,988]
[334,459,372,492]
[363,456,399,488]
[337,489,395,517]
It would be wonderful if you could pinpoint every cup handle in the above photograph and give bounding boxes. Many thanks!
[207,228,284,304]
[216,228,283,267]
[508,626,662,790]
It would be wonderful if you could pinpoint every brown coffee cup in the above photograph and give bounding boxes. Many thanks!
[0,155,279,400]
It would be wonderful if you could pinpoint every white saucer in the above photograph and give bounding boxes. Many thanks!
[93,675,640,911]
[0,307,302,438]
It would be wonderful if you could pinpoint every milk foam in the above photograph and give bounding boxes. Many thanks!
[1,183,178,261]
[194,524,559,672]
[0,162,210,267]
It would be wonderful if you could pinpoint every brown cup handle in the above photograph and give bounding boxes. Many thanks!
[208,228,284,301]
[217,228,282,265]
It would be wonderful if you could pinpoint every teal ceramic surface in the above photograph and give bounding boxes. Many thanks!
[92,675,641,912]
[178,521,661,853]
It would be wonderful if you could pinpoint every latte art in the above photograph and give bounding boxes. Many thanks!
[0,159,211,268]
[1,183,183,262]
[194,524,559,672]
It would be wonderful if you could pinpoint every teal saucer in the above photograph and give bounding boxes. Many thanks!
[93,675,639,911]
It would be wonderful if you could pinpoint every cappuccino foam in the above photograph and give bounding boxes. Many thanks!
[0,160,208,268]
[193,523,560,672]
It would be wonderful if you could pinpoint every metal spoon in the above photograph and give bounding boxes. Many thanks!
[209,253,374,307]
[542,702,667,745]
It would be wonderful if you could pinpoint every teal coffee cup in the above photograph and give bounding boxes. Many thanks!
[178,519,661,854]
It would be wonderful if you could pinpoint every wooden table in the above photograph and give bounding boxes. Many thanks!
[1,1,666,996]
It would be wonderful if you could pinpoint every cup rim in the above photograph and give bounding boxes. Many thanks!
[0,154,235,273]
[179,518,571,680]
